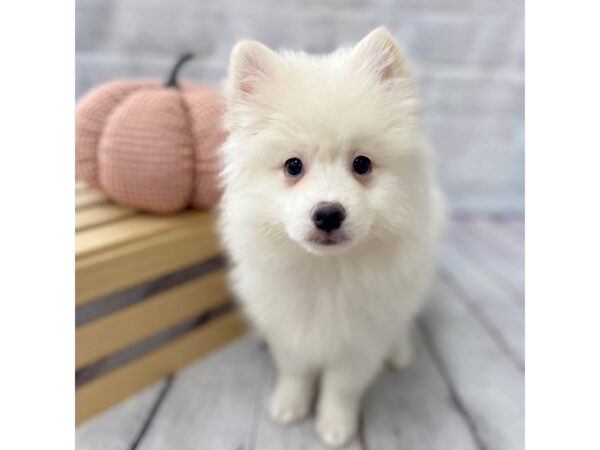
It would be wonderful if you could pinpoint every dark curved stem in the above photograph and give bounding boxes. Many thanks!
[165,53,194,88]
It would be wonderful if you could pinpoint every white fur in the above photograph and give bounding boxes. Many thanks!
[219,27,446,448]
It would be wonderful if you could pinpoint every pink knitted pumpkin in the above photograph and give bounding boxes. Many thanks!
[75,54,226,214]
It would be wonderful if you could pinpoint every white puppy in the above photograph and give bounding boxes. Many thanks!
[219,27,446,448]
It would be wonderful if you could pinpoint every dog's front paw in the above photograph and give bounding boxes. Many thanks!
[268,378,313,425]
[388,338,413,371]
[269,397,310,425]
[315,411,358,448]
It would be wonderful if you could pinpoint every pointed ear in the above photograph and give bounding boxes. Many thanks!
[351,27,408,81]
[226,39,280,100]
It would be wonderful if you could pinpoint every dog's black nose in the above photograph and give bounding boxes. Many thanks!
[312,202,346,232]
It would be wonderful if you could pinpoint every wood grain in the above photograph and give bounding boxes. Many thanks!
[506,219,524,240]
[76,380,166,448]
[362,332,479,450]
[76,211,213,259]
[76,189,109,209]
[451,224,524,299]
[441,238,525,368]
[76,180,90,193]
[468,218,524,259]
[76,203,138,231]
[421,279,524,450]
[76,311,246,424]
[138,335,272,450]
[76,220,221,305]
[76,269,230,369]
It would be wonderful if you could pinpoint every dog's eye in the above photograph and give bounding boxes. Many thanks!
[352,156,372,175]
[284,158,303,176]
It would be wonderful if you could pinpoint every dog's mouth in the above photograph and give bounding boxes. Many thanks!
[306,230,350,247]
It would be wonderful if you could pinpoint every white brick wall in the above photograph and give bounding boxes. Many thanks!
[76,0,524,215]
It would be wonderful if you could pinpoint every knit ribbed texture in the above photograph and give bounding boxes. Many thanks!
[75,80,226,213]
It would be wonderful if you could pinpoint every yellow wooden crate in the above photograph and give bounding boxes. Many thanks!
[75,181,246,424]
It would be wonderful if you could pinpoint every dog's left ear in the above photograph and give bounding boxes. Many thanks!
[352,27,408,81]
[224,40,282,130]
[226,40,280,101]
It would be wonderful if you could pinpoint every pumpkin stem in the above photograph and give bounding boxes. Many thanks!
[165,53,194,88]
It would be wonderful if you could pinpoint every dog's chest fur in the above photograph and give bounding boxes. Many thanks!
[228,235,427,366]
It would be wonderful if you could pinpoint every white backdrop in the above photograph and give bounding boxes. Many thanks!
[76,0,524,215]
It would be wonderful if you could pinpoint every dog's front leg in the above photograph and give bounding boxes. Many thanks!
[316,355,383,448]
[388,321,414,371]
[268,343,317,425]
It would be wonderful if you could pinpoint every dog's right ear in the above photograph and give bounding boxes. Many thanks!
[225,40,280,102]
[352,27,409,82]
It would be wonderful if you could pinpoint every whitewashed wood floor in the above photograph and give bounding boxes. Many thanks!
[77,217,524,450]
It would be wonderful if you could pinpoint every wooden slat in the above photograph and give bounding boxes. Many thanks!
[451,224,524,299]
[76,269,230,369]
[76,210,213,259]
[137,335,274,450]
[76,311,246,424]
[76,221,221,305]
[76,203,138,231]
[460,221,524,275]
[441,240,524,367]
[76,380,166,445]
[76,190,108,209]
[506,219,525,240]
[468,218,524,258]
[421,280,524,450]
[362,332,478,450]
[76,180,90,193]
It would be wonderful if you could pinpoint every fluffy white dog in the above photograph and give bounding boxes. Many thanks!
[219,27,446,447]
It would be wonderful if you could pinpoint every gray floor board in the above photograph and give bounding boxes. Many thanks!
[469,219,524,261]
[451,224,524,300]
[362,332,479,450]
[421,280,524,450]
[137,335,270,450]
[76,381,166,450]
[441,237,525,369]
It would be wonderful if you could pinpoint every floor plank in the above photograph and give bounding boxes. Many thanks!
[76,380,166,450]
[421,279,524,450]
[461,221,524,274]
[505,219,524,241]
[362,331,479,450]
[440,239,524,369]
[137,335,271,450]
[450,224,524,299]
[468,218,524,260]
